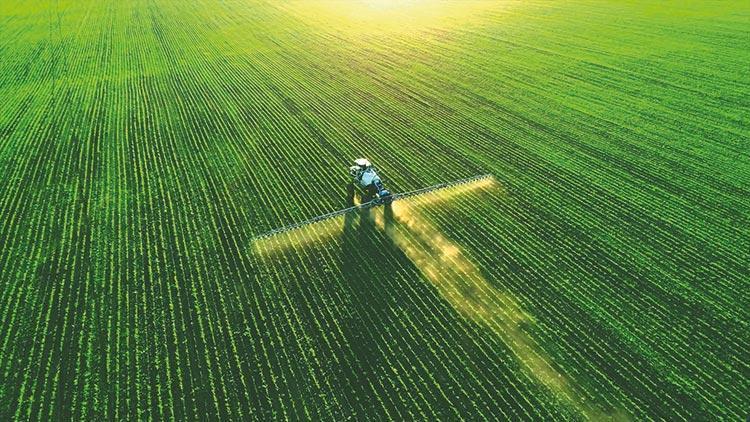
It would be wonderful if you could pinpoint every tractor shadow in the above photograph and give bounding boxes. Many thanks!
[337,193,406,412]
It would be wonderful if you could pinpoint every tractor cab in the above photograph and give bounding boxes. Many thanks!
[349,158,391,202]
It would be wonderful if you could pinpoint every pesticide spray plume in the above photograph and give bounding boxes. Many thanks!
[368,184,626,420]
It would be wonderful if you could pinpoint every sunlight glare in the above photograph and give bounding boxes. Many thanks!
[278,0,506,35]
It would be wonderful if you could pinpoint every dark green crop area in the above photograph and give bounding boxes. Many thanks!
[1,0,748,419]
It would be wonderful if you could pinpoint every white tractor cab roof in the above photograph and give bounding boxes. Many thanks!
[354,158,372,169]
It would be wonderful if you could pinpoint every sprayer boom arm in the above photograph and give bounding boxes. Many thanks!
[252,174,492,241]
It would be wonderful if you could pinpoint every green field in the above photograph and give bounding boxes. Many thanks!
[1,0,748,419]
